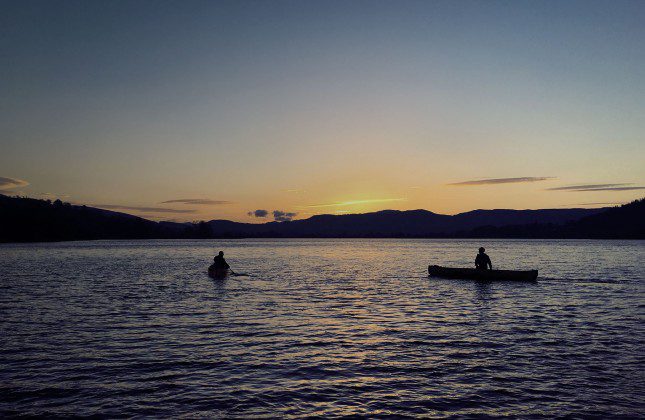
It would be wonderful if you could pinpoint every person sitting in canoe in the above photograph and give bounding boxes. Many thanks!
[475,247,492,270]
[213,251,230,270]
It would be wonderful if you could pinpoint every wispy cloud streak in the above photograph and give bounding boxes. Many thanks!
[92,204,196,214]
[306,198,407,208]
[40,192,70,200]
[0,176,29,191]
[448,177,554,186]
[558,202,623,207]
[573,187,645,192]
[547,184,645,192]
[161,199,232,205]
[547,184,629,191]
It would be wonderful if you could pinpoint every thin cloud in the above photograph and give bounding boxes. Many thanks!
[306,198,407,208]
[247,209,269,218]
[448,177,554,186]
[273,210,297,222]
[558,202,623,207]
[0,176,29,191]
[547,183,645,192]
[161,199,232,205]
[547,183,630,191]
[92,204,196,214]
[574,187,645,192]
[39,192,71,200]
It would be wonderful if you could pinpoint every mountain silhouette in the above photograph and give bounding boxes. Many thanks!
[465,198,645,239]
[203,207,612,238]
[4,193,641,242]
[568,198,645,238]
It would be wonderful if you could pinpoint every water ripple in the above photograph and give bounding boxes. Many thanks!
[1,238,643,417]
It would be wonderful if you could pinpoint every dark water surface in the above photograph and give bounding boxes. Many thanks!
[1,239,643,417]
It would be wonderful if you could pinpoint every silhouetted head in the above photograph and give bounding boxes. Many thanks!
[479,247,485,254]
[218,251,224,256]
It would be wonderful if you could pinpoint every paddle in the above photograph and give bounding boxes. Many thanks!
[229,267,252,277]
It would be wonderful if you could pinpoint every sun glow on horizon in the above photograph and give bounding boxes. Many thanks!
[1,2,644,222]
[304,198,408,208]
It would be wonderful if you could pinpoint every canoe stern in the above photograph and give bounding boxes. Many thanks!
[428,265,538,281]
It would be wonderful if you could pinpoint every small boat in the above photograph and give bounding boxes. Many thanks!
[428,265,538,281]
[208,265,230,278]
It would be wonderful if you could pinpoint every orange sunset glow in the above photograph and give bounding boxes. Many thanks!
[1,1,643,223]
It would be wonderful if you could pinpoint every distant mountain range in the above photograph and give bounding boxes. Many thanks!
[1,194,643,242]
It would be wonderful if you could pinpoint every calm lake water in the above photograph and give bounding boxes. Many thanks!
[1,239,643,417]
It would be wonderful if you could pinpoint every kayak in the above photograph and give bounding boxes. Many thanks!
[428,265,538,281]
[208,265,230,278]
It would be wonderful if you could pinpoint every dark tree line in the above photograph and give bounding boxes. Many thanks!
[0,195,198,242]
[460,198,645,239]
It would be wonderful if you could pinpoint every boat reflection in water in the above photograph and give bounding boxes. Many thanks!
[428,265,538,281]
[208,265,230,279]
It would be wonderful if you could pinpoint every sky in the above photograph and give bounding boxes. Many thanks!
[1,0,644,222]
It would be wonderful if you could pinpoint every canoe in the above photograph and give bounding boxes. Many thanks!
[428,265,538,281]
[208,265,230,278]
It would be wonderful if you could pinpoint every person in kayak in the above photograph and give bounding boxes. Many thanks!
[213,251,230,270]
[475,247,492,270]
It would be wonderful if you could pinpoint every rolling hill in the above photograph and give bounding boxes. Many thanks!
[2,194,642,242]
